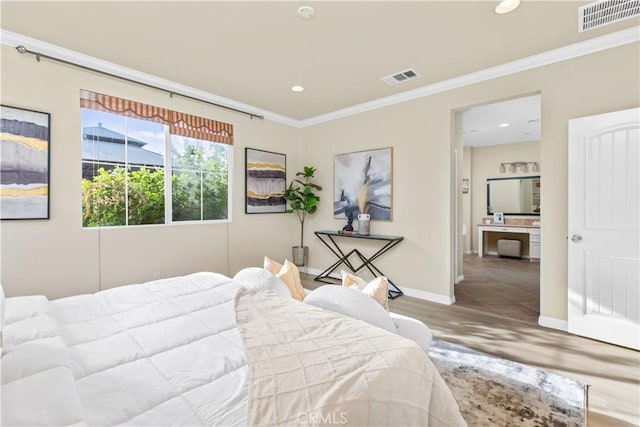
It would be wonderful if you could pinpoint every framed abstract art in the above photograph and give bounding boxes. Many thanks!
[333,147,393,221]
[245,148,286,214]
[1,105,50,220]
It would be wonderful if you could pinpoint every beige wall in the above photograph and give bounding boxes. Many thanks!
[2,42,639,323]
[302,103,458,299]
[467,140,541,253]
[0,44,300,299]
[299,43,639,320]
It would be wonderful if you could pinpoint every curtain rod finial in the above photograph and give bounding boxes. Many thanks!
[15,45,27,54]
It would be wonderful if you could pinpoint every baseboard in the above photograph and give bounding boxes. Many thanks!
[395,287,456,305]
[305,267,455,305]
[538,316,568,332]
[455,274,464,284]
[304,267,339,280]
[465,250,473,255]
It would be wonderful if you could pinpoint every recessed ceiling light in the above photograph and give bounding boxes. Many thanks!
[499,123,511,127]
[495,0,520,14]
[291,85,305,92]
[298,6,315,19]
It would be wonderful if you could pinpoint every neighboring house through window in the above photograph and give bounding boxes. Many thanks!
[80,90,233,227]
[82,121,164,180]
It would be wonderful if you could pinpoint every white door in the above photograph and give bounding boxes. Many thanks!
[568,108,640,350]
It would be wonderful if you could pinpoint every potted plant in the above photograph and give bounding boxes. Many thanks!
[284,166,322,266]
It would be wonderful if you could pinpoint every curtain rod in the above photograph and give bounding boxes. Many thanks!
[15,45,265,121]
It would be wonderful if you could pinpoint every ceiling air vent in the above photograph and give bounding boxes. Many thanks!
[381,68,420,86]
[578,0,640,32]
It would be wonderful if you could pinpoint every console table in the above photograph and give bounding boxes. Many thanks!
[314,230,404,299]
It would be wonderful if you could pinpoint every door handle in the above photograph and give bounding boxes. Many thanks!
[571,234,583,243]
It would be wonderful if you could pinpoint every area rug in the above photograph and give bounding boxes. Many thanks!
[429,338,587,427]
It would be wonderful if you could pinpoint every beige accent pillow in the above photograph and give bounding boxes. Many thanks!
[263,256,282,277]
[263,257,305,301]
[341,271,389,311]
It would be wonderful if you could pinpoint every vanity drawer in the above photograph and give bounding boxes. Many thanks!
[529,229,541,260]
[491,227,528,233]
[529,229,540,243]
[530,243,541,259]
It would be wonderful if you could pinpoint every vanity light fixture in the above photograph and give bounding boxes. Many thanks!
[495,0,520,14]
[499,161,539,173]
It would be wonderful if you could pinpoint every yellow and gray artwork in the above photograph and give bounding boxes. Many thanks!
[1,105,50,219]
[245,148,286,214]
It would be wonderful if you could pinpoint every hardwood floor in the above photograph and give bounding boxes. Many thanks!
[301,274,640,426]
[455,254,540,324]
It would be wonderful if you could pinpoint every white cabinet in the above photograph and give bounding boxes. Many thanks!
[529,228,540,261]
[477,225,541,260]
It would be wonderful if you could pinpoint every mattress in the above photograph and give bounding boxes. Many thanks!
[1,272,465,426]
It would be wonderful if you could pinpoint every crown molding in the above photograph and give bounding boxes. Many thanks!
[299,26,640,127]
[0,29,299,127]
[2,26,638,129]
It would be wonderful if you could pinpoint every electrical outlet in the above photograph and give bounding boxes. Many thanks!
[153,272,160,280]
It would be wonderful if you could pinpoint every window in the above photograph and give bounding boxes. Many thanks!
[171,135,228,221]
[82,110,166,226]
[80,90,233,227]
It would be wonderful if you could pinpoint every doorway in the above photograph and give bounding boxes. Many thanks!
[453,94,542,324]
[456,255,540,323]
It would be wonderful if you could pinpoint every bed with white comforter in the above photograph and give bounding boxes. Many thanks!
[1,272,465,426]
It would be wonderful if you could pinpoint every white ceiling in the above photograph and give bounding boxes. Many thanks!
[462,94,541,147]
[1,1,638,121]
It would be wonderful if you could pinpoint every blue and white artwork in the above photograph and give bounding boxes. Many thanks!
[1,105,50,219]
[334,147,393,220]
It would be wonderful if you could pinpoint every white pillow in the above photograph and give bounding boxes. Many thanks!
[304,285,397,332]
[233,267,292,298]
[389,312,433,351]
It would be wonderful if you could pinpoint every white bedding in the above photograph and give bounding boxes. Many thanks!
[236,289,465,427]
[1,272,464,426]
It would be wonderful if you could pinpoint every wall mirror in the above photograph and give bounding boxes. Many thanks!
[487,176,540,215]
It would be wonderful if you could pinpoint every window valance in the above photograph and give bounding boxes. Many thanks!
[80,90,234,145]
